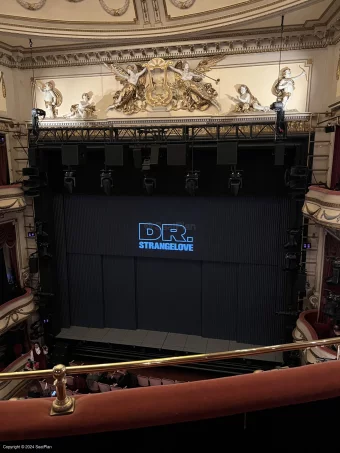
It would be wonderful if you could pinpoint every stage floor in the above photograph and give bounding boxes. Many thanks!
[56,326,283,362]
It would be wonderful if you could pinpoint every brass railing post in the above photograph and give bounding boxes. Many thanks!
[50,364,75,416]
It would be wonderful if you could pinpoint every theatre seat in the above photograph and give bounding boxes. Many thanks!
[98,383,111,393]
[149,377,162,386]
[162,378,175,385]
[137,375,149,387]
[110,385,123,391]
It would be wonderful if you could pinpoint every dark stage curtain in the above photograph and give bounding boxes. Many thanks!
[0,136,9,186]
[0,248,11,305]
[0,223,20,299]
[331,126,340,189]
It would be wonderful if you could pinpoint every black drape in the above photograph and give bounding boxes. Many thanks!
[331,126,340,189]
[0,248,11,305]
[0,135,9,186]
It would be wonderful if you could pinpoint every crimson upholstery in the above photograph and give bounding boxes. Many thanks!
[1,360,340,441]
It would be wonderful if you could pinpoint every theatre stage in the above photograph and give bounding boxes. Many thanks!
[56,326,283,363]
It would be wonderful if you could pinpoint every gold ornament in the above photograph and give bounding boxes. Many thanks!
[144,58,173,108]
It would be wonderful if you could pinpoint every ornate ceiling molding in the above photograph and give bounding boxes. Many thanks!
[99,0,130,16]
[169,0,195,9]
[0,31,336,69]
[16,0,47,11]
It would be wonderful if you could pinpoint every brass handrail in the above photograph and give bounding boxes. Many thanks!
[1,337,339,416]
[0,336,339,382]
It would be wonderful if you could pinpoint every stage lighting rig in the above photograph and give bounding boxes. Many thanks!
[185,171,199,196]
[143,176,156,195]
[100,169,113,196]
[64,169,76,194]
[31,108,46,136]
[228,170,243,196]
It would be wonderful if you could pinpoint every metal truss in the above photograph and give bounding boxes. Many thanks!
[28,121,310,146]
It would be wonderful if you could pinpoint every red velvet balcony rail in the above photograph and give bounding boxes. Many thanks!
[1,360,340,441]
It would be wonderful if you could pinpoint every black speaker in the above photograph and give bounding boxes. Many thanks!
[275,144,285,166]
[28,147,38,167]
[133,148,142,169]
[29,253,39,274]
[167,144,186,166]
[105,144,124,166]
[296,272,307,292]
[62,145,83,166]
[217,142,238,165]
[150,145,159,165]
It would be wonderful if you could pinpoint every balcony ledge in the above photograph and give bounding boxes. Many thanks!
[293,309,336,363]
[0,288,36,336]
[302,186,340,229]
[0,352,30,400]
[0,185,26,214]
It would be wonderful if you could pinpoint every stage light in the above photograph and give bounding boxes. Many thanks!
[284,252,299,271]
[100,169,113,196]
[31,108,46,136]
[142,158,151,172]
[325,123,335,133]
[284,228,300,249]
[143,176,156,195]
[185,171,199,196]
[64,170,76,194]
[270,101,286,136]
[228,170,242,196]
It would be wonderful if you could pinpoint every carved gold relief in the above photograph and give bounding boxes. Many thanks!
[144,58,173,107]
[169,0,195,8]
[16,0,47,10]
[99,0,130,16]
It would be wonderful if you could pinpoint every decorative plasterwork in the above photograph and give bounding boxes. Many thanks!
[0,186,26,215]
[26,112,311,129]
[302,186,340,229]
[0,71,6,98]
[16,0,130,16]
[16,0,47,11]
[169,0,195,9]
[292,309,336,364]
[99,0,130,16]
[0,352,31,400]
[0,288,36,336]
[0,34,335,70]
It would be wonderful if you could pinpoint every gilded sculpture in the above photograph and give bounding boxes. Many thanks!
[105,55,225,114]
[105,63,147,114]
[169,56,223,111]
[274,66,307,110]
[64,92,96,120]
[228,85,269,113]
[36,80,63,119]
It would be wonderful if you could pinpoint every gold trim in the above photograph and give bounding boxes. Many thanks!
[305,196,340,209]
[2,336,340,382]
